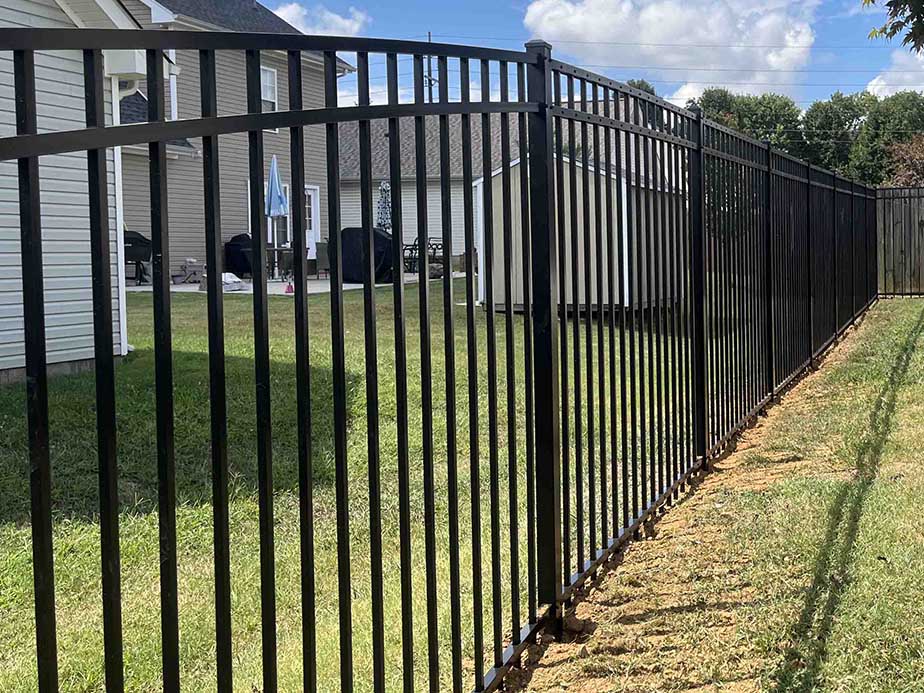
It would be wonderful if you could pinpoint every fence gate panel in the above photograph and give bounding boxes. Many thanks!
[879,188,924,296]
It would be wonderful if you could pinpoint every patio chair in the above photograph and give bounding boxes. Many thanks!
[427,237,443,263]
[403,238,419,273]
[316,241,330,278]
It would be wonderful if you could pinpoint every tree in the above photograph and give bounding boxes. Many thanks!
[734,93,804,154]
[686,89,803,154]
[864,0,924,51]
[885,134,924,185]
[801,91,876,174]
[626,78,656,96]
[849,90,924,183]
[686,87,738,127]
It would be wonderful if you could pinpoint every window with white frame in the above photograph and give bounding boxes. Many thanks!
[261,66,278,113]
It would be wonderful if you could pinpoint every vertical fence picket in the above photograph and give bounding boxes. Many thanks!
[245,48,278,693]
[458,54,482,693]
[323,48,353,693]
[499,60,521,645]
[14,47,58,693]
[517,60,538,628]
[287,48,318,693]
[479,56,504,673]
[763,143,774,399]
[438,53,464,693]
[199,48,234,693]
[356,51,386,693]
[592,85,607,547]
[384,50,416,693]
[690,109,707,465]
[146,47,181,693]
[579,78,595,565]
[83,46,124,693]
[553,69,572,589]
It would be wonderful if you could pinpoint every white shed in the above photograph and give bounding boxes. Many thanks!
[475,152,686,311]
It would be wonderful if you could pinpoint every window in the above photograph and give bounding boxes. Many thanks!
[167,50,178,120]
[261,66,277,113]
[305,186,320,242]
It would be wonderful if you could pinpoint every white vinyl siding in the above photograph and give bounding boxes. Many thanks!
[0,0,122,371]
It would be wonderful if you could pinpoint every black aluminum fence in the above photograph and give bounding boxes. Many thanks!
[878,187,924,295]
[0,29,878,693]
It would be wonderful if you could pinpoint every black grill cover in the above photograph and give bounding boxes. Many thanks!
[340,227,393,284]
[124,230,152,263]
[224,233,253,277]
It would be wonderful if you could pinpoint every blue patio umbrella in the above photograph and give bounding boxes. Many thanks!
[265,154,289,220]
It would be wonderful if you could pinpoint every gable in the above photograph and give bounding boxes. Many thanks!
[54,0,141,28]
[136,0,299,33]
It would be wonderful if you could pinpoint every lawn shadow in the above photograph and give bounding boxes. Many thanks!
[772,305,924,692]
[0,349,361,525]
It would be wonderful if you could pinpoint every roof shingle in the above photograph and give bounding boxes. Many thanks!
[154,0,299,34]
[337,114,523,181]
[119,91,195,149]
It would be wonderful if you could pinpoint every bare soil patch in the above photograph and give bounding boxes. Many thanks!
[506,328,864,693]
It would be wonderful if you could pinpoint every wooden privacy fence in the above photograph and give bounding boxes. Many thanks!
[0,28,879,693]
[878,187,924,295]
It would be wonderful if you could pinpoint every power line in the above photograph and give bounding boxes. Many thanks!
[575,64,924,74]
[428,33,899,50]
[644,79,898,87]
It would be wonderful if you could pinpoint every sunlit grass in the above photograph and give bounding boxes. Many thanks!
[0,283,694,691]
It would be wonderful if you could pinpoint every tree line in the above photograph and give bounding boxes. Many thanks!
[625,79,924,186]
[681,87,924,187]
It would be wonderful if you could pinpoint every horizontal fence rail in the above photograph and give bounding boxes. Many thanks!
[0,29,878,693]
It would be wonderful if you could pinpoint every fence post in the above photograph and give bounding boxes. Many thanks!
[832,177,839,331]
[763,142,774,398]
[525,39,562,615]
[689,106,708,465]
[806,162,814,364]
[850,181,857,321]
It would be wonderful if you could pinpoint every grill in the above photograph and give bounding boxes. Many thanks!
[223,233,253,277]
[123,230,151,284]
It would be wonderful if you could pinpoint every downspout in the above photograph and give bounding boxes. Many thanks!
[111,74,129,355]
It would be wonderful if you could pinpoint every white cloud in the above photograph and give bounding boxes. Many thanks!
[867,49,924,97]
[522,0,821,103]
[274,3,370,36]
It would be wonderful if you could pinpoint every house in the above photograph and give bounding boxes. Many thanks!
[117,0,352,276]
[337,113,518,263]
[0,0,147,379]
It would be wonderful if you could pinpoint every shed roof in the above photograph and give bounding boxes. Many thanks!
[337,114,522,181]
[337,110,675,189]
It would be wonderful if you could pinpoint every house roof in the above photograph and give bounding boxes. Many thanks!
[119,91,195,149]
[152,0,299,33]
[337,114,523,181]
[337,109,673,188]
[132,1,354,72]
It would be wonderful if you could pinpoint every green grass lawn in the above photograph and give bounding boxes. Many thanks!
[6,286,916,692]
[0,283,692,691]
[505,298,924,693]
[729,298,924,691]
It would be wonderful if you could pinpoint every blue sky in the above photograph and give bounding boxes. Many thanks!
[263,0,924,108]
